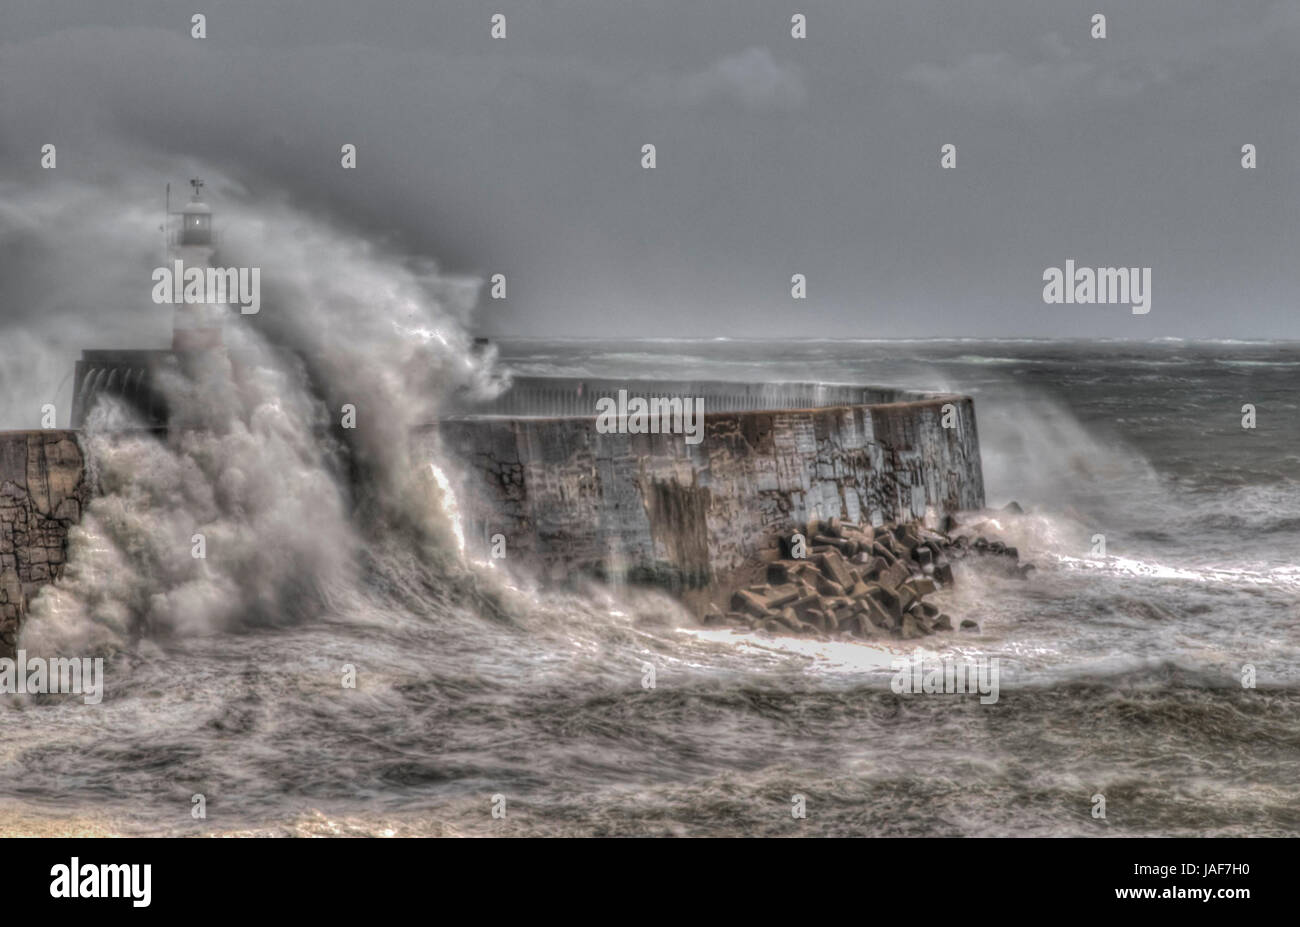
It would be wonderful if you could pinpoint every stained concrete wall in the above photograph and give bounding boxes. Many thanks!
[0,380,985,647]
[0,431,89,657]
[423,380,984,588]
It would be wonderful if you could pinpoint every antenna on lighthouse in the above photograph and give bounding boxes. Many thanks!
[190,177,205,198]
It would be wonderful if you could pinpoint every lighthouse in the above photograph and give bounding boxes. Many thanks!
[169,178,224,352]
[69,178,233,428]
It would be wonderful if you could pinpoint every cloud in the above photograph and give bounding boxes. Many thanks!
[903,33,1151,110]
[637,47,807,112]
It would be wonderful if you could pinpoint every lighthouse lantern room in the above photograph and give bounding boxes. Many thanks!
[179,178,212,246]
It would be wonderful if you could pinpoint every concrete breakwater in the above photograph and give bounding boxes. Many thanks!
[0,431,90,658]
[0,376,985,651]
[423,377,985,591]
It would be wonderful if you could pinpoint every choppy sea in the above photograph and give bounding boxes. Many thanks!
[3,338,1297,836]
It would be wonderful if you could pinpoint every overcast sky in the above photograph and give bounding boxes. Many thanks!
[2,0,1298,341]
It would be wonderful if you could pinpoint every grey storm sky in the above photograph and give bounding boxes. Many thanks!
[2,0,1299,339]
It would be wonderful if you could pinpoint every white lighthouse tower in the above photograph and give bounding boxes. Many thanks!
[168,178,224,352]
[69,177,235,428]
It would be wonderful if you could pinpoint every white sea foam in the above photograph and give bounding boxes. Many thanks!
[18,172,499,656]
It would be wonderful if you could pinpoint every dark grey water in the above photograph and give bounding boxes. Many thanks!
[3,339,1298,836]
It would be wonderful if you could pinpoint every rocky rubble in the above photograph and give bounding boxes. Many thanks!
[704,511,1033,640]
[940,506,1038,581]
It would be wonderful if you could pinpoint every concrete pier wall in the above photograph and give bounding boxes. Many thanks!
[0,431,89,657]
[423,378,985,588]
[0,378,986,645]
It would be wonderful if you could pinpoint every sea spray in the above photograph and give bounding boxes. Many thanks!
[20,172,502,656]
[0,335,1297,836]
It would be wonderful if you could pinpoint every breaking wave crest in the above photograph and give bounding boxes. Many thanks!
[20,171,501,656]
